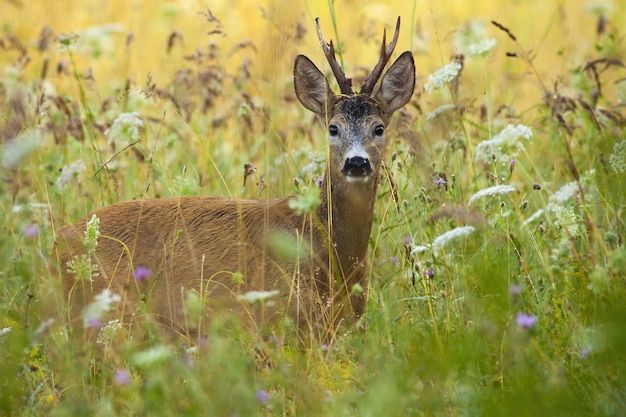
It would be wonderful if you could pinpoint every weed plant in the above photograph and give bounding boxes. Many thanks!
[1,2,625,416]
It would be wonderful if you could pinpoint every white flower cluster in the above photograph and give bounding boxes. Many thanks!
[97,319,122,345]
[410,226,476,257]
[468,184,516,205]
[475,124,533,166]
[83,289,121,328]
[523,170,596,239]
[466,38,497,56]
[56,160,86,190]
[424,61,462,94]
[453,19,497,58]
[609,140,626,173]
[237,290,280,303]
[106,112,144,147]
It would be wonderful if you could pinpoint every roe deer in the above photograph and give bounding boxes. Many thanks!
[55,17,415,343]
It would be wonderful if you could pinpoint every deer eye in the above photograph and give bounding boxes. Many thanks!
[374,125,384,136]
[329,125,339,136]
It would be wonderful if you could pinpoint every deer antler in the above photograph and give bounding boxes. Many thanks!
[360,17,401,95]
[315,17,354,95]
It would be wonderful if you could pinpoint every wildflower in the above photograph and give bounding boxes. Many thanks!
[23,224,39,238]
[66,254,99,282]
[515,313,537,329]
[97,319,122,345]
[256,389,270,404]
[83,214,100,252]
[106,112,144,147]
[609,140,626,173]
[579,345,592,359]
[170,174,198,197]
[466,38,497,56]
[424,61,462,93]
[389,256,399,266]
[509,284,523,296]
[423,268,435,278]
[82,289,121,328]
[475,124,532,166]
[549,180,579,206]
[237,290,280,303]
[56,160,86,190]
[468,184,516,205]
[114,369,131,386]
[132,345,172,367]
[550,205,581,236]
[433,177,447,188]
[0,327,12,337]
[453,20,497,58]
[522,208,544,227]
[410,245,430,255]
[432,226,476,252]
[133,266,152,282]
[426,104,456,122]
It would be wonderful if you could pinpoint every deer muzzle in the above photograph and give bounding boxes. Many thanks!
[342,156,372,182]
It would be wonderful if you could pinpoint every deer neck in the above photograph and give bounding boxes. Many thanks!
[316,169,378,281]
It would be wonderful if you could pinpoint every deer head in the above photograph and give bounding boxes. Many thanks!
[293,17,415,190]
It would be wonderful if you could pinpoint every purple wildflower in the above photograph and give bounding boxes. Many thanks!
[114,369,131,386]
[86,317,101,329]
[133,266,152,282]
[509,284,523,296]
[315,175,324,188]
[23,224,39,238]
[389,256,399,267]
[580,345,592,359]
[515,313,537,329]
[433,177,447,187]
[255,389,270,404]
[423,268,435,278]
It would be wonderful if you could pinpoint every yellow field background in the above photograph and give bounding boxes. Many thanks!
[3,0,621,114]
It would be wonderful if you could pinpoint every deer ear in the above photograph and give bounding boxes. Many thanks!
[375,51,415,114]
[294,55,333,116]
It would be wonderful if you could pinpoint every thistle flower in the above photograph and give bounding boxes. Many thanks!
[114,369,132,386]
[23,224,40,238]
[133,266,152,282]
[423,268,435,278]
[256,389,270,404]
[515,313,537,329]
[475,124,532,166]
[424,61,462,93]
[509,284,523,296]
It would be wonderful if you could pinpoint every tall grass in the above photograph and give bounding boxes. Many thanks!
[1,1,625,416]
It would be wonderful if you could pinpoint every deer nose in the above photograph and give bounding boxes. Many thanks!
[342,156,372,178]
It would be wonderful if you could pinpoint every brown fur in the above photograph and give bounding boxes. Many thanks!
[54,22,416,343]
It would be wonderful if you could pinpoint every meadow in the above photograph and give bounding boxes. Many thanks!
[1,0,626,415]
